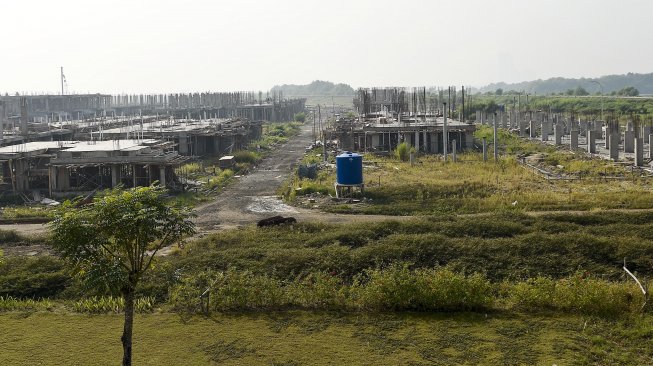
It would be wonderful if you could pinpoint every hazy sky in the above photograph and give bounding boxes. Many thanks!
[2,0,652,94]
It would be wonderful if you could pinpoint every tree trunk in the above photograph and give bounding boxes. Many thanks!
[121,285,135,366]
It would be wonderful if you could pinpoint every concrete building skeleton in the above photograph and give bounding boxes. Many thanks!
[0,139,189,198]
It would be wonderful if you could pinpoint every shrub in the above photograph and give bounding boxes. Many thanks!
[287,272,347,309]
[207,169,234,190]
[0,256,71,298]
[72,296,155,313]
[394,142,410,161]
[350,265,493,311]
[293,112,306,123]
[233,150,261,164]
[0,296,55,312]
[0,229,22,244]
[508,274,642,317]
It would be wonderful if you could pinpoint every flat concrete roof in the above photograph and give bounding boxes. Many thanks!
[0,141,77,155]
[365,117,472,129]
[63,139,158,152]
[101,119,230,135]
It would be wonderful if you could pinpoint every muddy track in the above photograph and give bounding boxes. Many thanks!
[192,122,411,235]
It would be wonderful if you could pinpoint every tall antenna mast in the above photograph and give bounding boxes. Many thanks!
[60,67,65,95]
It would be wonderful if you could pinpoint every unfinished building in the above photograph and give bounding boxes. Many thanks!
[0,140,188,198]
[330,87,476,154]
[98,118,262,156]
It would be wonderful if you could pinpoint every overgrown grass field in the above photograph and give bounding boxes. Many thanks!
[2,312,653,365]
[284,126,653,215]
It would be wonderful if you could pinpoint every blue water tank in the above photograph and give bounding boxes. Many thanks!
[336,152,363,185]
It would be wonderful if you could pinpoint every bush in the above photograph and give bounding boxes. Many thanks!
[394,142,410,161]
[0,256,71,298]
[293,112,306,123]
[72,296,154,313]
[0,229,22,244]
[0,296,55,312]
[233,150,260,164]
[207,169,234,190]
[350,265,493,311]
[508,274,642,317]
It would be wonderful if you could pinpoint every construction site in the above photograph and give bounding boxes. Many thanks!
[0,139,188,199]
[328,87,476,154]
[0,89,305,200]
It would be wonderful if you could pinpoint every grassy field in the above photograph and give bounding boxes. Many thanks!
[2,311,653,365]
[284,126,653,215]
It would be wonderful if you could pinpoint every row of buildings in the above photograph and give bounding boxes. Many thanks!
[0,91,306,199]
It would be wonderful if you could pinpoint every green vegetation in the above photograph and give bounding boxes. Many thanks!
[468,94,653,122]
[293,111,306,123]
[172,122,300,206]
[394,142,411,161]
[50,186,195,366]
[0,256,70,298]
[0,206,54,221]
[478,72,653,95]
[2,311,653,365]
[283,152,653,216]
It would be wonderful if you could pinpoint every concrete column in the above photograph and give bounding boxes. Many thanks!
[111,165,119,187]
[587,131,597,154]
[554,123,562,145]
[570,130,579,150]
[482,138,488,162]
[635,138,644,166]
[609,131,619,161]
[452,140,457,162]
[49,166,57,195]
[541,121,549,141]
[580,121,588,137]
[178,132,189,155]
[0,101,5,143]
[624,131,635,153]
[57,166,70,191]
[649,134,653,160]
[414,130,420,152]
[529,121,536,138]
[159,166,167,187]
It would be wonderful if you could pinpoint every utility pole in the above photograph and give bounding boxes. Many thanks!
[318,104,322,142]
[461,86,465,122]
[493,112,499,162]
[312,110,316,144]
[443,102,448,162]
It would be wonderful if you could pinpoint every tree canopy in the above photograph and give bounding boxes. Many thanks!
[50,186,195,365]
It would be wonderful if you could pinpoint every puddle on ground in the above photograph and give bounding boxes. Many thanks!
[247,196,298,214]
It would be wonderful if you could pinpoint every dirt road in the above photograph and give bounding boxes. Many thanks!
[192,122,409,235]
[0,123,406,248]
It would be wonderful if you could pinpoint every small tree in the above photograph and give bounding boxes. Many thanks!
[293,112,306,123]
[50,186,195,366]
[395,142,410,161]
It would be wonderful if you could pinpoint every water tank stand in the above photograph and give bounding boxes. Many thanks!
[334,183,364,199]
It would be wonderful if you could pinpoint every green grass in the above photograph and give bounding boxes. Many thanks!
[283,149,653,215]
[0,206,54,221]
[1,311,652,365]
